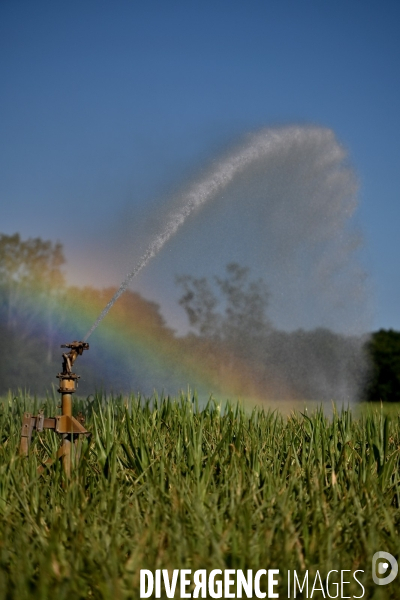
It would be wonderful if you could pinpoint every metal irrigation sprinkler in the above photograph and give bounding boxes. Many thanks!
[19,341,90,477]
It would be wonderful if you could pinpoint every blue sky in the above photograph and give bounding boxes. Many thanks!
[1,1,399,333]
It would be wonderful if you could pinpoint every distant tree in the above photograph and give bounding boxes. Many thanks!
[177,263,271,355]
[0,232,66,361]
[176,264,272,397]
[176,275,221,339]
[177,263,368,402]
[267,327,368,402]
[364,329,400,402]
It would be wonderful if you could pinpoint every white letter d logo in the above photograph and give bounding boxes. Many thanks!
[372,552,398,586]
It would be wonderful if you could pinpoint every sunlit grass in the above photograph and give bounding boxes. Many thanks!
[0,392,400,598]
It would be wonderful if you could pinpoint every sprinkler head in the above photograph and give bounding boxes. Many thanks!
[61,341,90,353]
[60,341,89,375]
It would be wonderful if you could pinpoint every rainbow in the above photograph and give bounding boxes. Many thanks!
[45,285,275,407]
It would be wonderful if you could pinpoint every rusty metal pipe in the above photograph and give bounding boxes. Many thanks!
[57,342,89,477]
[60,381,74,477]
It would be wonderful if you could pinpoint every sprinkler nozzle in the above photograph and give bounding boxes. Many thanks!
[61,341,89,375]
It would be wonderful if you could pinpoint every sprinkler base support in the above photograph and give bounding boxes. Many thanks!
[19,412,88,448]
[19,341,90,477]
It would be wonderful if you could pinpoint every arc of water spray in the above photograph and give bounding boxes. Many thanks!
[83,127,323,341]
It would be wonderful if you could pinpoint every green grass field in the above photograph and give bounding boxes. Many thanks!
[1,392,400,599]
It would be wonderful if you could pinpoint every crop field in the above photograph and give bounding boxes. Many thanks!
[0,393,400,599]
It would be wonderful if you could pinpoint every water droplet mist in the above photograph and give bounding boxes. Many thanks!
[85,126,367,337]
[83,125,370,402]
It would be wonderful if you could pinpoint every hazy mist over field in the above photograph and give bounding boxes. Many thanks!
[84,125,369,338]
[65,125,369,406]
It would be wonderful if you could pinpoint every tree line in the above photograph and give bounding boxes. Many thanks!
[0,232,398,402]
